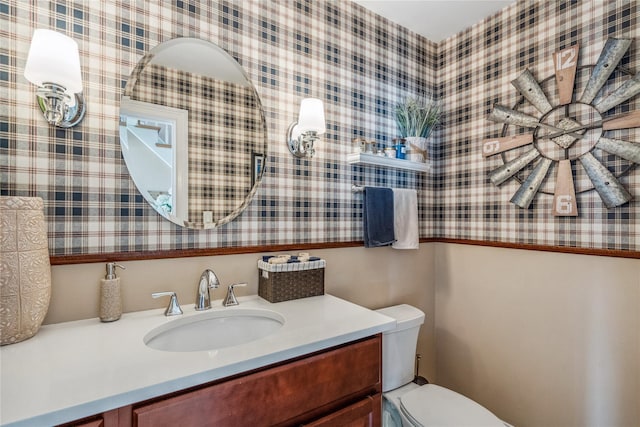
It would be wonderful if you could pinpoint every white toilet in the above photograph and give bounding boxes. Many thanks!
[376,304,510,427]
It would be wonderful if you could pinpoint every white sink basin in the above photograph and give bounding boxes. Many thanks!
[143,308,285,352]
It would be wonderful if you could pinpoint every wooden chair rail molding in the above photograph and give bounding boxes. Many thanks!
[49,238,639,265]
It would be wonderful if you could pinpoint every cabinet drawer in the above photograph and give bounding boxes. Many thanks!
[303,395,381,427]
[133,336,381,427]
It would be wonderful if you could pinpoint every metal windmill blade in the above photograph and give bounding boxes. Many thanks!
[579,38,632,104]
[593,72,640,113]
[579,152,632,208]
[596,137,640,164]
[510,158,553,209]
[511,69,553,114]
[488,148,541,186]
[489,105,583,138]
[488,104,540,128]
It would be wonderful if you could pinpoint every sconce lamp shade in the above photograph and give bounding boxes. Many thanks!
[287,97,325,158]
[24,29,83,94]
[297,98,326,134]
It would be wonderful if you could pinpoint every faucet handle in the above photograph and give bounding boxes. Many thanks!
[223,283,247,307]
[152,292,183,316]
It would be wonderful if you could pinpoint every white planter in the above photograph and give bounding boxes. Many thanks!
[404,136,429,162]
[0,196,51,345]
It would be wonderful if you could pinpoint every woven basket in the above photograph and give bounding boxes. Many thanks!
[258,260,325,303]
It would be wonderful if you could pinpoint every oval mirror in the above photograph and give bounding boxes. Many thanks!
[119,38,268,229]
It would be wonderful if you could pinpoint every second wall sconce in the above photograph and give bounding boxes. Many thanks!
[24,29,86,128]
[287,98,326,158]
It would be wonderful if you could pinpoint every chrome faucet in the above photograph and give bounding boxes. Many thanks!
[223,283,247,307]
[195,269,220,310]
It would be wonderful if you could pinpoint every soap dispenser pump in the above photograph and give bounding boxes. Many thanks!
[100,262,126,322]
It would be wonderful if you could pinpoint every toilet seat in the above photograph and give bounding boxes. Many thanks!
[399,384,506,427]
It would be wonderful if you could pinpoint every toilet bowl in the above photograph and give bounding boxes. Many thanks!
[376,304,510,427]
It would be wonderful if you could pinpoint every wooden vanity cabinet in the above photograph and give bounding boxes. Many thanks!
[60,335,382,427]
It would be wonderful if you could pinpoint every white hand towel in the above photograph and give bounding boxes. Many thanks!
[392,189,419,250]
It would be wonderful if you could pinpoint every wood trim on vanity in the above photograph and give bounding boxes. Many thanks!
[49,238,639,265]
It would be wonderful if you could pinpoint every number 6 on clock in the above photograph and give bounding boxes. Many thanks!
[553,160,578,216]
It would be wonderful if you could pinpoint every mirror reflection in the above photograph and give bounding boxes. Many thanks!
[119,38,268,229]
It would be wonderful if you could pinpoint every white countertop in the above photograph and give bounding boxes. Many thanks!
[0,294,395,427]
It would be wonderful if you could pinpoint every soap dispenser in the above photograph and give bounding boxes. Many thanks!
[100,262,126,322]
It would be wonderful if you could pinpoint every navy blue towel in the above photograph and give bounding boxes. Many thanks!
[363,187,395,247]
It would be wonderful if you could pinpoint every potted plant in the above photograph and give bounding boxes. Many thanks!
[395,96,441,161]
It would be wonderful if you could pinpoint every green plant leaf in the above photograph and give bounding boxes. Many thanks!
[395,96,441,138]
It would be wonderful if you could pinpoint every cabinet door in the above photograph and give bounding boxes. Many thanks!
[133,336,381,427]
[302,395,381,427]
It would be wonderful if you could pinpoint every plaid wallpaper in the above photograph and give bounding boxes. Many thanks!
[1,0,638,256]
[1,0,436,255]
[437,0,639,251]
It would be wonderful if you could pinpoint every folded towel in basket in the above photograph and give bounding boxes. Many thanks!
[363,187,395,248]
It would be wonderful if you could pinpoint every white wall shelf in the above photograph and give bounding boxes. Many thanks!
[346,152,430,172]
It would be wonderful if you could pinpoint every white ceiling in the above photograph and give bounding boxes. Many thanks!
[353,0,516,42]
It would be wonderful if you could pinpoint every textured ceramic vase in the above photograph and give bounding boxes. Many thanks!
[0,196,51,345]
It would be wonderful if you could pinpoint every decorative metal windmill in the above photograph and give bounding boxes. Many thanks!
[483,38,640,216]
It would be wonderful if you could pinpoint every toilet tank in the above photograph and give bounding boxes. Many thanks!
[375,304,425,392]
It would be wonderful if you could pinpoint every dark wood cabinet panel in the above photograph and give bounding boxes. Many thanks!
[303,395,381,427]
[133,336,381,427]
[63,335,382,427]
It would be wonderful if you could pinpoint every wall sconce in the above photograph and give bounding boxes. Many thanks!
[23,29,85,128]
[287,98,326,158]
